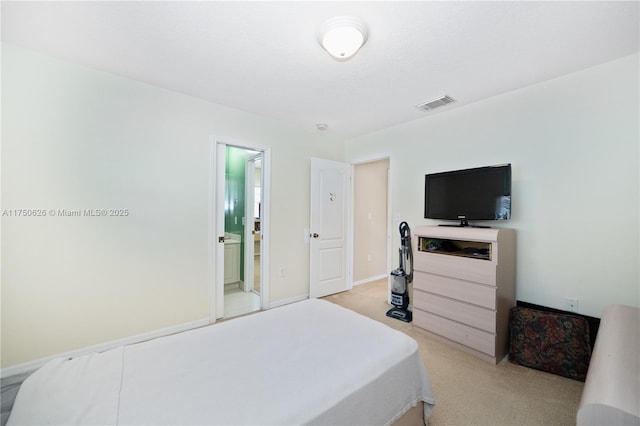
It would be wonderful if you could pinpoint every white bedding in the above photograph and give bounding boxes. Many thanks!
[8,299,434,425]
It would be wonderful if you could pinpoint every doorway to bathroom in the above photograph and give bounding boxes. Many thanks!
[212,141,270,321]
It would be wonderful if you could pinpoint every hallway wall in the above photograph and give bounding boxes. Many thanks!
[353,159,389,283]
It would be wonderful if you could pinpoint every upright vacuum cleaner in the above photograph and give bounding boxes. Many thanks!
[386,221,413,322]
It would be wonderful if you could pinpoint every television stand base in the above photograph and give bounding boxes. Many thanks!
[438,223,491,228]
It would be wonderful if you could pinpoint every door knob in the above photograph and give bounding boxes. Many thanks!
[312,233,319,238]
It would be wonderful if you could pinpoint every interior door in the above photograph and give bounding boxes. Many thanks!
[309,158,351,298]
[244,153,262,293]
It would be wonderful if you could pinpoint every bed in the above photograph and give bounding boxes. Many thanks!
[7,299,435,425]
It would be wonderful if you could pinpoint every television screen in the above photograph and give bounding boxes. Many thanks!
[424,164,511,226]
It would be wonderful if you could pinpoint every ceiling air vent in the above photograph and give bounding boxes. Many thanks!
[416,95,455,111]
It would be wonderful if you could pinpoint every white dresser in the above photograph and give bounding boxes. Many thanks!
[412,226,516,364]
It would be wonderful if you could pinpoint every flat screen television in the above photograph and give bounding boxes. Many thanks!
[424,164,511,227]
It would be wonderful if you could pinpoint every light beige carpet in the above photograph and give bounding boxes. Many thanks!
[322,279,584,426]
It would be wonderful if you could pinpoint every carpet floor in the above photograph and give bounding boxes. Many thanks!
[322,279,584,426]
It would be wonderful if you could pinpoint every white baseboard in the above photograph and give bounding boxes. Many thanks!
[1,318,210,378]
[353,274,388,287]
[267,294,308,309]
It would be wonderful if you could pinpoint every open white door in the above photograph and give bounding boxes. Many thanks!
[244,153,262,293]
[309,158,351,298]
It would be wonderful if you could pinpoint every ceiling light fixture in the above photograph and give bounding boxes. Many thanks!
[319,16,368,61]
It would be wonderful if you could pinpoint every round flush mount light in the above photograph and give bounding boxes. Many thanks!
[319,16,368,61]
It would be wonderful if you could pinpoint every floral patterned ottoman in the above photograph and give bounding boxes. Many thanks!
[509,306,592,381]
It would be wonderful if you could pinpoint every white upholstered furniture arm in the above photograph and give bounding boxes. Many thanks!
[577,304,640,426]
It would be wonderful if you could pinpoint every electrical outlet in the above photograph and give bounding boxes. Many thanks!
[565,297,578,312]
[279,266,286,277]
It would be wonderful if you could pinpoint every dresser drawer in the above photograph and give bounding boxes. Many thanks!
[413,271,496,309]
[414,252,496,285]
[414,309,496,356]
[413,290,496,333]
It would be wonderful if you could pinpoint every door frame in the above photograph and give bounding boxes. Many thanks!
[209,137,271,322]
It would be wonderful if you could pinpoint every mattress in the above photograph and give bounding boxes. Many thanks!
[8,299,435,425]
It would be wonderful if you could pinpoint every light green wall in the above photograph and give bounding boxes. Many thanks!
[3,41,636,370]
[1,44,345,368]
[346,53,640,317]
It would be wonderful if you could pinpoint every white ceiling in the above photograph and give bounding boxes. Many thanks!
[2,1,639,139]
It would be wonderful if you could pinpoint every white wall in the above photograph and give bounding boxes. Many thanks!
[1,44,345,368]
[346,53,639,318]
[3,44,638,370]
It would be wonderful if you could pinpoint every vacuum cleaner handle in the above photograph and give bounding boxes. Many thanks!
[398,222,413,283]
